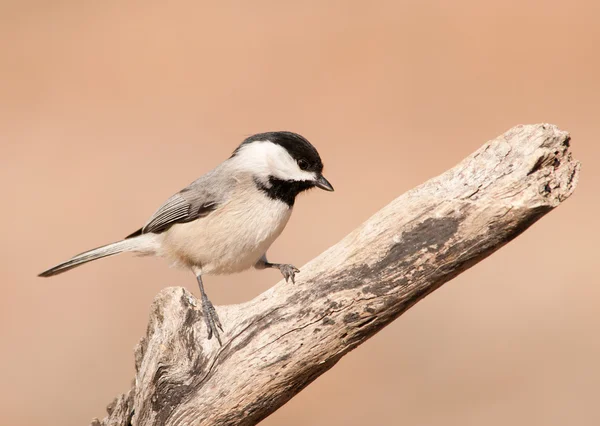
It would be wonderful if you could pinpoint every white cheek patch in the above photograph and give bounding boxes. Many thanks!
[235,141,316,182]
[266,148,316,181]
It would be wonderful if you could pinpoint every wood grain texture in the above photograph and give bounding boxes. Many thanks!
[92,124,580,426]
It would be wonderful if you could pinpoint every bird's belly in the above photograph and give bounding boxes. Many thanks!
[160,198,292,274]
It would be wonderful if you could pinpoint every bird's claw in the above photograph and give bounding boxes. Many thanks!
[201,297,223,345]
[278,264,300,284]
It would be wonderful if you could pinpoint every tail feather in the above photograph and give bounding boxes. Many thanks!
[39,238,144,277]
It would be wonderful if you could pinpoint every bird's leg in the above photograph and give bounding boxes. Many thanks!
[195,274,223,345]
[255,256,300,284]
[268,263,300,283]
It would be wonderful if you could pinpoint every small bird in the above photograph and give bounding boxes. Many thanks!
[39,132,333,344]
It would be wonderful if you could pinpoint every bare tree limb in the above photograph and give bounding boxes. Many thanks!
[92,124,580,426]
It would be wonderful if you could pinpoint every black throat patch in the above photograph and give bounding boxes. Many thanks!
[254,176,314,207]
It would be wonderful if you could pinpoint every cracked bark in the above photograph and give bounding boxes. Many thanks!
[92,124,580,426]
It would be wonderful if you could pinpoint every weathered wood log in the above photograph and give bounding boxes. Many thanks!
[93,124,580,426]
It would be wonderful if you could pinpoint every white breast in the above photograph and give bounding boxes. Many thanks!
[158,187,292,275]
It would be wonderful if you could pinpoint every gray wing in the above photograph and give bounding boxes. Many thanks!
[125,174,224,238]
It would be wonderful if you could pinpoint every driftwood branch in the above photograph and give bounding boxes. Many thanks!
[93,124,580,426]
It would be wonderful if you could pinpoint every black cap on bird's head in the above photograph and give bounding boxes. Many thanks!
[232,132,334,204]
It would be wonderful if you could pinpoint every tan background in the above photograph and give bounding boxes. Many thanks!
[1,1,599,425]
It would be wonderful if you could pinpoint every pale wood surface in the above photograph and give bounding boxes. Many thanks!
[93,124,580,426]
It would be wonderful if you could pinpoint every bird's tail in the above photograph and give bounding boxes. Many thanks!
[38,236,153,277]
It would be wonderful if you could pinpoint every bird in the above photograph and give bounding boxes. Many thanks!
[38,131,334,344]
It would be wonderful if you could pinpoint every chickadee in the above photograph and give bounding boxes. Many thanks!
[39,131,334,344]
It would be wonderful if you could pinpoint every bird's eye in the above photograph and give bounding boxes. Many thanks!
[298,159,309,170]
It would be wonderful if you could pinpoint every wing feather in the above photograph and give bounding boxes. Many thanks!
[126,189,220,238]
[124,168,229,239]
[142,194,192,234]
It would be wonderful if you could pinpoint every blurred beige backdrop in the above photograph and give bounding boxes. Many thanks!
[1,1,599,425]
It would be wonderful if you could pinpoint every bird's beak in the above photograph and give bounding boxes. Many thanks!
[314,174,334,191]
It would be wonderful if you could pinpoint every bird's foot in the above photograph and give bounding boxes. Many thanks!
[201,297,223,345]
[277,264,300,284]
